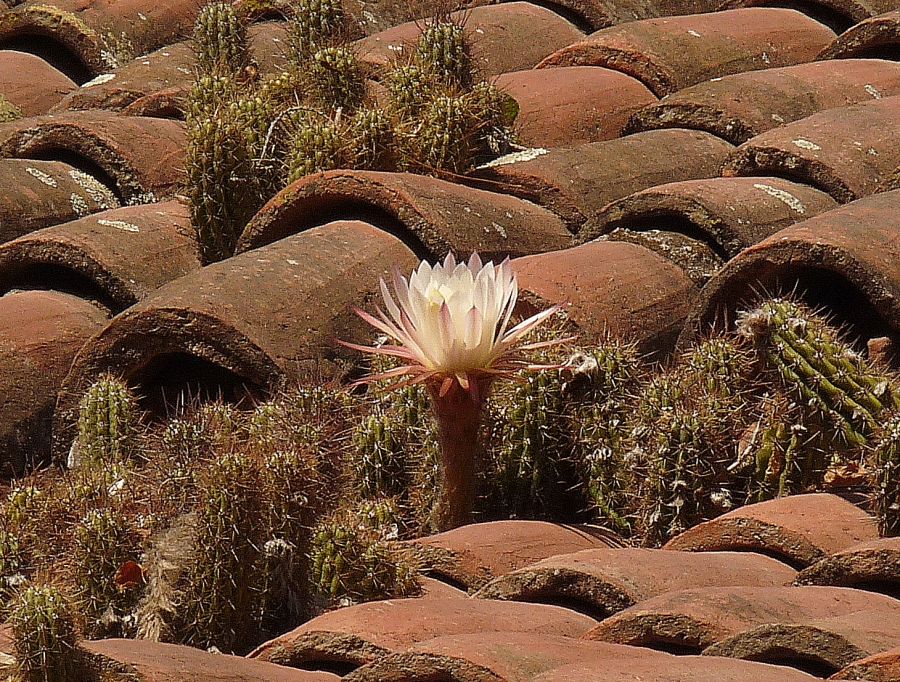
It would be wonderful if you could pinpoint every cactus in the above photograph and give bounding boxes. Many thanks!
[309,504,417,604]
[738,298,899,446]
[414,21,473,88]
[10,585,85,682]
[466,81,518,157]
[0,529,27,609]
[873,411,900,537]
[308,46,366,111]
[683,336,755,398]
[351,405,411,500]
[407,93,478,174]
[186,112,258,263]
[182,452,262,652]
[350,107,395,170]
[285,113,347,183]
[193,1,254,77]
[385,63,436,120]
[288,0,346,62]
[72,508,142,638]
[0,94,22,123]
[76,375,140,468]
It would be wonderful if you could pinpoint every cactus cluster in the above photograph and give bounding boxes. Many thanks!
[349,107,395,169]
[75,375,140,468]
[414,21,472,88]
[193,1,254,77]
[10,585,86,682]
[288,0,347,62]
[307,46,366,111]
[285,112,348,183]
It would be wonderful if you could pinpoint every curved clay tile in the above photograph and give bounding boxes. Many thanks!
[586,585,900,652]
[0,201,201,312]
[537,8,835,97]
[494,66,656,147]
[722,95,900,203]
[249,598,597,673]
[721,0,896,33]
[665,494,879,568]
[795,537,900,593]
[346,632,819,682]
[678,191,900,351]
[474,548,796,619]
[498,0,725,32]
[83,639,339,681]
[702,611,900,676]
[831,646,900,681]
[407,520,622,592]
[51,220,419,459]
[0,111,186,203]
[627,59,900,145]
[0,50,77,116]
[821,9,900,58]
[0,158,119,242]
[238,170,572,259]
[0,290,108,475]
[54,21,290,113]
[512,241,698,356]
[356,3,584,79]
[471,129,734,232]
[581,177,839,258]
[0,4,110,83]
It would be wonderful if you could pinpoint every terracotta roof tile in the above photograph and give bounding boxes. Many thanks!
[237,170,572,259]
[471,129,734,232]
[0,111,186,203]
[249,598,597,673]
[586,585,900,652]
[532,658,820,682]
[831,645,900,681]
[474,548,796,620]
[626,59,900,145]
[819,9,900,59]
[795,537,900,594]
[679,190,900,348]
[537,8,836,96]
[494,66,656,147]
[665,493,880,568]
[0,50,77,116]
[722,94,900,203]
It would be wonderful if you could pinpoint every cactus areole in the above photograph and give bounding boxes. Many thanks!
[343,253,561,529]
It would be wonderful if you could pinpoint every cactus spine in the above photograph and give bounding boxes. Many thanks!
[285,113,347,183]
[193,1,254,77]
[288,0,346,62]
[76,375,139,467]
[874,411,900,537]
[414,21,472,88]
[308,46,366,111]
[350,107,395,170]
[10,585,85,682]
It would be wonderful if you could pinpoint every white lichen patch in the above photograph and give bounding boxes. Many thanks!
[864,84,882,99]
[25,167,58,187]
[770,113,785,124]
[70,193,90,217]
[753,183,806,214]
[478,147,549,168]
[97,218,140,233]
[83,73,116,88]
[486,222,508,238]
[791,138,821,151]
[687,29,701,37]
[128,191,157,206]
[69,169,119,210]
[761,52,771,64]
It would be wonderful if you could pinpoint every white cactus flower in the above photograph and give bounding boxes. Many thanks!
[344,252,561,398]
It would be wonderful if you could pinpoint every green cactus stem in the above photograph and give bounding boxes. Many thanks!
[285,113,348,183]
[75,375,140,467]
[193,1,255,77]
[874,411,900,537]
[408,93,478,174]
[288,0,346,62]
[308,46,366,111]
[414,21,473,88]
[350,107,395,170]
[385,63,436,120]
[10,585,86,682]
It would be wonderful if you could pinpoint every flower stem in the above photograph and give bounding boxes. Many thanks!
[428,381,487,531]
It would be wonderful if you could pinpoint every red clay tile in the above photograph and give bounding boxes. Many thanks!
[0,201,201,311]
[580,177,839,258]
[407,520,622,591]
[249,598,597,673]
[357,3,584,79]
[722,95,900,203]
[831,645,900,681]
[0,158,120,241]
[678,191,900,352]
[0,50,77,116]
[703,610,900,677]
[494,66,655,147]
[627,59,900,145]
[665,494,879,568]
[418,577,468,599]
[84,638,339,681]
[512,241,698,356]
[345,632,819,681]
[51,220,419,457]
[537,9,835,96]
[55,21,290,113]
[0,111,185,203]
[470,129,733,232]
[0,289,108,474]
[586,585,900,652]
[795,537,900,595]
[819,9,900,59]
[474,548,796,620]
[237,170,572,259]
